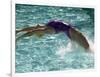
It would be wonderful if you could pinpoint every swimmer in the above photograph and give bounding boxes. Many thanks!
[16,20,91,51]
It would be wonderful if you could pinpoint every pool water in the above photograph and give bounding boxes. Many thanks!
[16,4,94,73]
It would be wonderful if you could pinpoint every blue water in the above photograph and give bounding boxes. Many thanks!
[16,4,94,73]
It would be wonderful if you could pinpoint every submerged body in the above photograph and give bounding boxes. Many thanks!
[16,20,90,50]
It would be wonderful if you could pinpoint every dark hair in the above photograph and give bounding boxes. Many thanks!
[46,20,71,32]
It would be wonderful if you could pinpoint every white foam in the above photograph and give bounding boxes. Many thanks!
[56,37,94,59]
[56,42,73,59]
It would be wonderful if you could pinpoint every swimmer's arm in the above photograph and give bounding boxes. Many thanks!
[16,32,34,41]
[69,28,89,49]
[16,26,36,34]
[16,26,55,41]
[16,24,46,33]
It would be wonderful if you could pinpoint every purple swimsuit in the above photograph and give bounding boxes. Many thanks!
[46,20,72,38]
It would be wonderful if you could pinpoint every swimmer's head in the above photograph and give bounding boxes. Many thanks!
[46,20,71,32]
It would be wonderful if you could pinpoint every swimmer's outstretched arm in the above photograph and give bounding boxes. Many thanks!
[16,24,48,34]
[16,32,34,41]
[68,27,89,49]
[68,28,94,53]
[16,26,36,33]
[16,25,55,41]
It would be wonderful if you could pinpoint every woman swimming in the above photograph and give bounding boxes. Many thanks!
[16,20,90,50]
